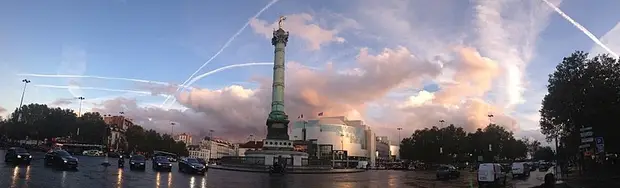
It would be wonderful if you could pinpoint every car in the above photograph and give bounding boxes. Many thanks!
[44,150,78,170]
[477,163,507,187]
[129,155,146,170]
[511,162,531,178]
[178,158,207,174]
[196,158,207,166]
[436,165,460,180]
[5,147,32,165]
[152,156,172,172]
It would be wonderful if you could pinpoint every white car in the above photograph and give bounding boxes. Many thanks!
[477,163,507,187]
[511,162,531,178]
[82,150,103,156]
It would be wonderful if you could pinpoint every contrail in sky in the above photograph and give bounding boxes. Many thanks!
[164,62,273,108]
[162,0,280,107]
[18,73,192,89]
[541,0,619,58]
[33,84,169,97]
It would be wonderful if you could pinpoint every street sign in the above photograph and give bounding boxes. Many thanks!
[581,137,593,143]
[579,144,590,149]
[595,137,604,145]
[579,127,592,132]
[596,144,605,153]
[580,131,593,137]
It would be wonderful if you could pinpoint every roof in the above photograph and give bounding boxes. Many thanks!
[238,141,263,148]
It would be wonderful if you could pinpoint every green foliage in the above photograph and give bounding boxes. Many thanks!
[399,124,529,163]
[533,146,555,161]
[540,51,620,154]
[0,103,188,156]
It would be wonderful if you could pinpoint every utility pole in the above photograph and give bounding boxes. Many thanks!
[76,97,85,117]
[18,79,31,122]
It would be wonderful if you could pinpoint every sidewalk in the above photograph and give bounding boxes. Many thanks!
[563,174,620,188]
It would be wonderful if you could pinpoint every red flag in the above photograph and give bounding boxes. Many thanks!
[318,112,323,116]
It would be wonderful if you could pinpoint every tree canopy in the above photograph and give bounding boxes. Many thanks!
[399,124,529,163]
[0,103,188,156]
[540,51,619,155]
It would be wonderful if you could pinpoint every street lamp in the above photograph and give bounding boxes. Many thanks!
[170,122,176,136]
[76,97,85,117]
[397,127,402,144]
[487,114,494,125]
[341,133,347,168]
[18,79,31,122]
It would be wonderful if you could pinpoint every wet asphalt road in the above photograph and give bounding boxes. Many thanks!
[0,150,549,188]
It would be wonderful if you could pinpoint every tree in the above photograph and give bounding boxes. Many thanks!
[540,52,620,155]
[0,103,189,156]
[399,123,529,163]
[533,146,555,161]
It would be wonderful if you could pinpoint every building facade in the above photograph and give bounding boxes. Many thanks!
[188,145,211,162]
[103,115,133,151]
[199,137,235,159]
[175,133,193,146]
[291,116,375,167]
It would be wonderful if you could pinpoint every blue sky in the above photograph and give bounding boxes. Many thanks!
[1,0,619,141]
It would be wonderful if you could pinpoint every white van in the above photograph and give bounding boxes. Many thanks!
[477,163,506,187]
[511,162,531,177]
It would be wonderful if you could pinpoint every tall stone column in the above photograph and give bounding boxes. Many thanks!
[266,27,290,140]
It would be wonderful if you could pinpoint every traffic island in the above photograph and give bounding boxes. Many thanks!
[209,165,366,174]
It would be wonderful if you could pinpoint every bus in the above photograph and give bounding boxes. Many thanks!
[153,150,178,162]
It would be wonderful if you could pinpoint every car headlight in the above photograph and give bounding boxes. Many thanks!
[191,165,196,168]
[29,156,32,158]
[64,160,68,163]
[158,163,161,165]
[140,163,144,165]
[131,162,135,164]
[17,155,22,158]
[168,164,172,167]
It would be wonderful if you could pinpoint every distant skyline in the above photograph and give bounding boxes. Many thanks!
[1,0,619,143]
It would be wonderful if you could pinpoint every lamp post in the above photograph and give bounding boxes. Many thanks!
[487,114,494,125]
[76,97,85,117]
[341,133,347,168]
[18,79,31,122]
[397,127,402,144]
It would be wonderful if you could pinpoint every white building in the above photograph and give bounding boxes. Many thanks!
[175,133,193,146]
[188,145,211,162]
[199,137,235,159]
[291,116,376,167]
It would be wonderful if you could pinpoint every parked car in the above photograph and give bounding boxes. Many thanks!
[130,155,146,170]
[477,163,506,187]
[511,162,531,178]
[5,147,32,165]
[436,165,460,180]
[44,150,78,170]
[152,156,172,172]
[178,158,207,174]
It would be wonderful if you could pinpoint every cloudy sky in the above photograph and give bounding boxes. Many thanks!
[1,0,619,143]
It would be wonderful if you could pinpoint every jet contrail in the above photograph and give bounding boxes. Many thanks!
[18,73,193,89]
[164,62,273,108]
[161,0,280,107]
[541,0,619,58]
[33,84,169,97]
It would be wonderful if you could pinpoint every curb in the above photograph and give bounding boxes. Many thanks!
[209,165,366,174]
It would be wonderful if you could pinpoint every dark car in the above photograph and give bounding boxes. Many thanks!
[129,155,146,170]
[196,158,207,166]
[4,147,32,165]
[152,156,172,172]
[179,158,207,174]
[44,150,78,169]
[436,165,460,180]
